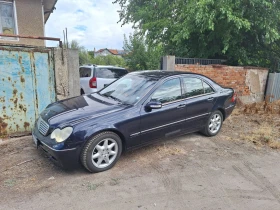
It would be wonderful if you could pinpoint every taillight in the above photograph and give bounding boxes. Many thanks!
[89,77,97,88]
[231,91,237,102]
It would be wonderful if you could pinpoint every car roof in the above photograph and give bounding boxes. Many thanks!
[80,64,126,69]
[129,70,199,79]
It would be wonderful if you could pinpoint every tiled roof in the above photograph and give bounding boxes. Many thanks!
[95,48,125,55]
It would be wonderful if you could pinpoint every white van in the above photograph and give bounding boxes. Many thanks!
[79,65,128,94]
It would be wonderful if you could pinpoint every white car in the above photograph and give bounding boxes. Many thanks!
[79,65,128,94]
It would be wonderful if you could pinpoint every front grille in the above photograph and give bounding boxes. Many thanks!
[37,117,49,136]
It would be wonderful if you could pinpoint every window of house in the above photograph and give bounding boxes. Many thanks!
[0,1,17,40]
[151,78,182,104]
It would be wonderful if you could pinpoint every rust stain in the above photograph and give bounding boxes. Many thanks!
[24,122,30,130]
[19,55,25,72]
[8,77,11,81]
[16,124,19,130]
[3,106,6,110]
[20,93,23,100]
[14,98,18,106]
[20,75,25,83]
[0,117,8,135]
[31,52,39,110]
[13,89,17,95]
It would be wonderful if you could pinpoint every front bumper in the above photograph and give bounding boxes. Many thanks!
[32,131,81,169]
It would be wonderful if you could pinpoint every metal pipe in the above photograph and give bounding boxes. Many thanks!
[0,34,62,47]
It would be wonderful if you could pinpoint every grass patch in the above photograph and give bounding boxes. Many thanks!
[86,182,103,191]
[240,123,280,149]
[3,179,16,187]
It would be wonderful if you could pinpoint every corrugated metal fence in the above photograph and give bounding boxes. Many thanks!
[0,45,56,136]
[266,73,280,102]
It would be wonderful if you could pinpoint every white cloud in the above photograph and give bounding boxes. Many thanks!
[45,0,133,50]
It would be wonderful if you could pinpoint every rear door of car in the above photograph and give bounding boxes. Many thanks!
[181,76,217,132]
[139,77,186,143]
[79,67,92,94]
[95,68,128,91]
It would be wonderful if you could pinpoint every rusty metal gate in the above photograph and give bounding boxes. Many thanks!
[266,73,280,102]
[0,46,56,137]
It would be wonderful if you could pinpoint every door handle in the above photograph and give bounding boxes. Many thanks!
[177,104,186,109]
[207,97,214,101]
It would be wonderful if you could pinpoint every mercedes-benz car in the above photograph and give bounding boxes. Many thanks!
[32,70,236,173]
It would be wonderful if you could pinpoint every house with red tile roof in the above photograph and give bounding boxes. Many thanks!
[94,48,125,57]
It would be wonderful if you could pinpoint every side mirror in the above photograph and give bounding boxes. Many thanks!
[146,100,162,110]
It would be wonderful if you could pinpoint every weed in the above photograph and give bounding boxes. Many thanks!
[109,178,120,186]
[86,182,103,191]
[4,179,16,187]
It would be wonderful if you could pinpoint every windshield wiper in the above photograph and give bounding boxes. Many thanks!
[108,95,122,103]
[100,94,131,105]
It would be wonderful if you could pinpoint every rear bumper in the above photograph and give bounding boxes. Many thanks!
[225,104,235,119]
[33,134,81,169]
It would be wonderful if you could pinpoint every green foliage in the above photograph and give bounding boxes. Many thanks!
[123,32,163,70]
[66,40,126,67]
[91,54,126,67]
[114,0,280,71]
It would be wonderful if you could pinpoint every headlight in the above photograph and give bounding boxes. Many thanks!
[50,127,73,143]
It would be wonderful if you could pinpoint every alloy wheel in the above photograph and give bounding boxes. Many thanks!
[209,114,222,134]
[91,138,118,169]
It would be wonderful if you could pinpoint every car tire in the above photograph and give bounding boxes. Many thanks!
[201,110,223,137]
[81,131,122,173]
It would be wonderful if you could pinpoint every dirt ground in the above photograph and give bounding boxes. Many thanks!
[1,109,280,210]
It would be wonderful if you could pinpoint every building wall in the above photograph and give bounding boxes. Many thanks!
[54,48,80,100]
[0,0,44,46]
[175,64,269,104]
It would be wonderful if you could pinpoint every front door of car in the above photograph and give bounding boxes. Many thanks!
[139,77,186,143]
[181,76,217,132]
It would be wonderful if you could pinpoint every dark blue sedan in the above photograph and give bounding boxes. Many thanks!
[32,70,236,173]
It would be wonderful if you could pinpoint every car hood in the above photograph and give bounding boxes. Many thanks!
[40,94,126,127]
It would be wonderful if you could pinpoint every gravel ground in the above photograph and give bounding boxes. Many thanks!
[0,110,280,210]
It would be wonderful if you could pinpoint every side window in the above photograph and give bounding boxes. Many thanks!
[96,68,114,78]
[203,81,214,93]
[79,68,91,77]
[182,77,204,98]
[151,78,182,104]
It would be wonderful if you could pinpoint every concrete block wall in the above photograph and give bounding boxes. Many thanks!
[175,64,269,104]
[53,48,80,100]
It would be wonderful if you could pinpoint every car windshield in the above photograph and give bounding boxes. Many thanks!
[98,74,158,105]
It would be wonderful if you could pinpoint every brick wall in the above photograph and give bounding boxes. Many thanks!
[175,64,269,104]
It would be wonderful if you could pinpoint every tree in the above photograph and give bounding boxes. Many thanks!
[114,0,280,71]
[123,32,163,70]
[91,54,126,67]
[65,40,90,65]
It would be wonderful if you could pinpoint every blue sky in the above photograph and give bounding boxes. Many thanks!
[45,0,133,50]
